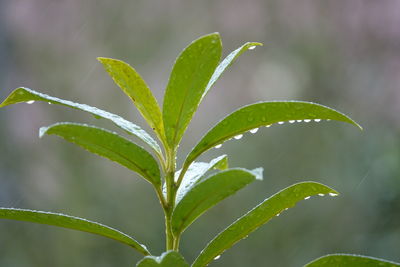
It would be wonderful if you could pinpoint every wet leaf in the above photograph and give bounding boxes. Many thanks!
[98,57,166,143]
[40,122,160,186]
[0,87,162,155]
[202,42,262,99]
[163,33,222,147]
[172,168,262,236]
[0,208,150,255]
[185,101,362,167]
[192,182,338,267]
[305,254,400,267]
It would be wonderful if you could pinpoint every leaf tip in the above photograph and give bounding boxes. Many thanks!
[251,167,264,180]
[38,126,49,138]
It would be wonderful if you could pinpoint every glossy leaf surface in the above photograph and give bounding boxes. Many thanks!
[0,208,150,255]
[202,42,262,99]
[0,87,162,155]
[305,254,400,267]
[192,182,338,267]
[163,33,222,147]
[137,251,189,267]
[98,57,165,142]
[40,123,160,185]
[185,101,362,167]
[175,154,228,204]
[172,168,262,236]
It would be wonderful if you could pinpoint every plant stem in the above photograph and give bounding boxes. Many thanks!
[164,147,178,251]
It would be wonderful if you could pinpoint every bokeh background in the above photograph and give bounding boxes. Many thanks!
[0,1,399,266]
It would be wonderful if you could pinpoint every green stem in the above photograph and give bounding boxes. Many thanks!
[164,147,177,251]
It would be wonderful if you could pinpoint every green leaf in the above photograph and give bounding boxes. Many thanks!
[172,168,262,236]
[163,33,222,147]
[0,208,150,255]
[185,101,362,167]
[137,251,189,267]
[192,182,338,267]
[202,42,262,99]
[40,122,161,186]
[305,254,400,267]
[97,57,166,143]
[0,87,162,156]
[175,155,229,204]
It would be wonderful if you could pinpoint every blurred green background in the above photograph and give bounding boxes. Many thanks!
[0,1,399,266]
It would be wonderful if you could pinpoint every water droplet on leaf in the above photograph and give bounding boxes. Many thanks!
[214,255,221,260]
[289,120,295,123]
[278,121,285,125]
[318,193,325,197]
[329,192,338,197]
[304,196,311,200]
[296,120,302,122]
[314,119,321,122]
[234,134,243,140]
[215,144,222,149]
[26,100,35,104]
[250,128,259,134]
[248,45,256,50]
[304,119,311,123]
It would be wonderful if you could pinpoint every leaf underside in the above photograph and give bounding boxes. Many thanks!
[185,101,362,167]
[192,182,338,267]
[0,87,162,155]
[40,122,161,186]
[172,168,262,236]
[304,254,400,267]
[0,208,150,255]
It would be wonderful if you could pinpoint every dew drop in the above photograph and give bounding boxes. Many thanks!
[329,192,338,197]
[234,134,243,140]
[214,255,221,260]
[314,119,321,122]
[266,125,271,128]
[304,196,311,200]
[318,193,325,197]
[248,45,256,50]
[304,119,311,123]
[215,144,222,149]
[48,102,52,105]
[326,119,331,121]
[289,120,295,123]
[250,128,259,134]
[296,120,302,122]
[276,213,280,217]
[26,100,35,104]
[278,121,285,125]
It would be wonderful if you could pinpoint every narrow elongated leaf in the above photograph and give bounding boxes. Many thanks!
[98,58,165,142]
[40,123,160,185]
[0,87,162,155]
[137,251,189,267]
[202,42,262,99]
[163,33,222,147]
[172,168,262,236]
[305,254,400,267]
[175,155,228,204]
[0,208,150,255]
[192,182,338,267]
[185,101,362,167]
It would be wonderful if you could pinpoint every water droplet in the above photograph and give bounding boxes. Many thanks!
[214,255,221,260]
[314,119,321,122]
[289,120,295,123]
[248,45,256,50]
[326,119,331,121]
[215,144,222,149]
[278,121,285,125]
[296,120,302,122]
[304,119,311,123]
[26,100,35,104]
[318,193,325,197]
[304,196,311,200]
[234,134,243,140]
[329,192,338,197]
[250,128,259,134]
[266,125,271,128]
[48,102,52,105]
[276,213,280,217]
